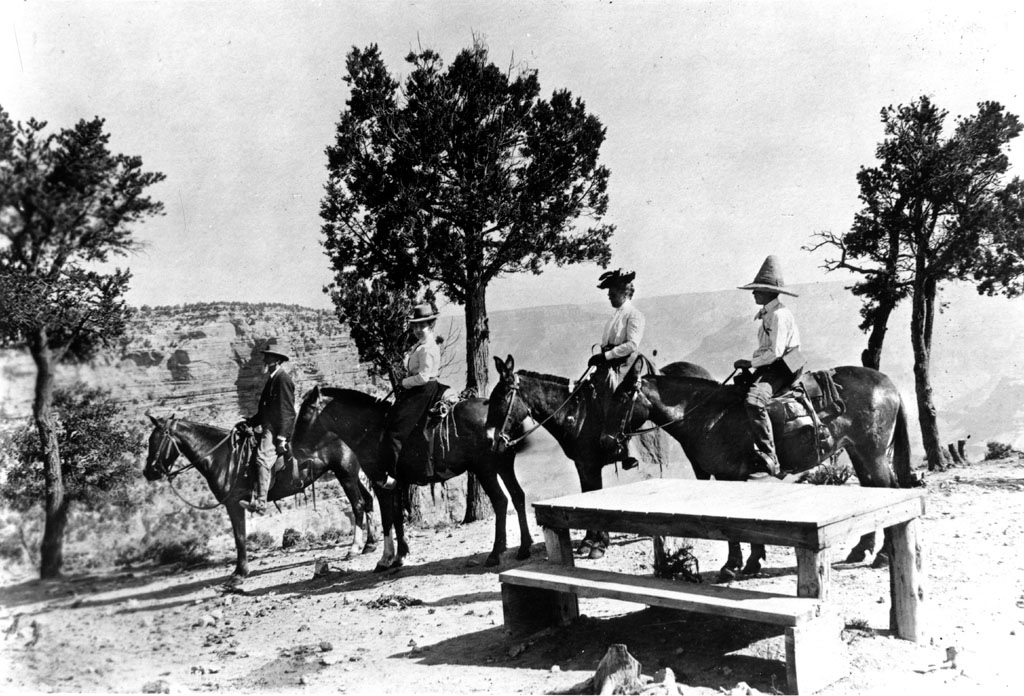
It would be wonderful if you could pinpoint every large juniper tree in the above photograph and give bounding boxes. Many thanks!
[321,41,614,518]
[0,107,165,576]
[809,97,1024,470]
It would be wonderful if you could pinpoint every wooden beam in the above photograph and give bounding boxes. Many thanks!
[796,547,831,600]
[889,519,926,642]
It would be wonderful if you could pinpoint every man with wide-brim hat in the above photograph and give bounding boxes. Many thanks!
[733,255,803,481]
[239,344,296,513]
[588,267,646,471]
[376,303,446,490]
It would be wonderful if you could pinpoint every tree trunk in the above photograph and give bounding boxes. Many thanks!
[910,278,951,472]
[462,282,493,523]
[860,301,894,371]
[29,333,68,579]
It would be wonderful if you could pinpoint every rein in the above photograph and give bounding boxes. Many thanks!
[497,366,594,448]
[154,422,243,510]
[617,367,740,441]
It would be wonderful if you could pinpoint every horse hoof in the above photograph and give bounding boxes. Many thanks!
[223,575,245,588]
[588,546,606,560]
[718,567,737,583]
[516,548,531,561]
[576,541,593,556]
[845,549,868,564]
[485,554,501,567]
[741,562,762,576]
[373,563,392,573]
[362,543,378,555]
[871,552,890,569]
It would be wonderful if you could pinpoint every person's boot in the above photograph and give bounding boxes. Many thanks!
[748,452,782,482]
[242,464,271,514]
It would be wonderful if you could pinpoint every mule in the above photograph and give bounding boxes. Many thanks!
[144,414,377,585]
[294,385,533,571]
[486,355,713,562]
[601,357,916,580]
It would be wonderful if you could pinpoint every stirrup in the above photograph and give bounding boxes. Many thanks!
[378,475,397,491]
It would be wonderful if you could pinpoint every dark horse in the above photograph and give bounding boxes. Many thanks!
[294,385,533,571]
[601,357,916,579]
[144,414,377,585]
[486,355,713,560]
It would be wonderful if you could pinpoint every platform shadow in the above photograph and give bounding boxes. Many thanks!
[394,606,792,694]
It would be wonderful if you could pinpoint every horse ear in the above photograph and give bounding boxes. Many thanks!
[505,354,514,372]
[493,356,504,375]
[147,413,160,426]
[630,358,644,378]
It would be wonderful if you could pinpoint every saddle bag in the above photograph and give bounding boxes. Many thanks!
[767,369,843,472]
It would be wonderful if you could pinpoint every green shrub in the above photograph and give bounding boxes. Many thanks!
[0,533,23,563]
[281,527,302,549]
[145,536,210,566]
[803,458,854,486]
[319,527,345,543]
[246,530,274,550]
[985,441,1015,460]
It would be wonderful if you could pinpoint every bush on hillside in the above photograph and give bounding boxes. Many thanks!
[281,527,302,549]
[246,530,274,550]
[985,441,1016,460]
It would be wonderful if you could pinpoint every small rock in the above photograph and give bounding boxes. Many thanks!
[125,599,140,610]
[299,675,309,685]
[320,654,341,666]
[196,614,216,628]
[141,679,172,693]
[319,641,333,652]
[210,609,224,621]
[551,665,561,673]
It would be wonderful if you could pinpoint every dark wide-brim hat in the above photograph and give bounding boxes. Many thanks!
[597,268,636,289]
[737,255,798,297]
[261,349,290,362]
[408,303,438,324]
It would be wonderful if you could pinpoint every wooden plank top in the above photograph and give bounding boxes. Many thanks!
[533,478,926,549]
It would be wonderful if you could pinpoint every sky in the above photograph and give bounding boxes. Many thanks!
[2,0,1023,314]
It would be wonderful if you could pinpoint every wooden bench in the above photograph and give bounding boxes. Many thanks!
[500,563,845,694]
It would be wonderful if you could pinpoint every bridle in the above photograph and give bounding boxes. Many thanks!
[610,368,738,446]
[149,417,237,510]
[493,368,593,450]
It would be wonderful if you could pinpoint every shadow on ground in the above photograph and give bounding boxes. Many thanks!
[391,606,792,694]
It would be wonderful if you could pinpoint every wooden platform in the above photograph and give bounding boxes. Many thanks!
[500,563,845,694]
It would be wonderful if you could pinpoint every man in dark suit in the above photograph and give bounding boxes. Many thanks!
[239,348,295,514]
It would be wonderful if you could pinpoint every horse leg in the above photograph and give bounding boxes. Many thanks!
[335,470,366,560]
[719,541,744,582]
[374,488,398,573]
[224,502,249,584]
[392,489,408,567]
[497,459,533,561]
[845,448,895,564]
[359,480,379,554]
[742,544,767,575]
[475,470,509,567]
[574,458,607,558]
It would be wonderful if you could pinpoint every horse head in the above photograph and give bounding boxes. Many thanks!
[486,355,529,452]
[600,357,651,458]
[294,384,325,445]
[144,413,180,481]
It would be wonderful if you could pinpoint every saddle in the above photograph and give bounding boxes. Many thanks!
[396,383,463,485]
[766,369,845,472]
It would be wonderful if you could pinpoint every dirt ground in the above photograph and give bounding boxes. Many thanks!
[2,457,1023,696]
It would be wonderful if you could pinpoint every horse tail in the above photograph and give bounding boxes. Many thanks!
[891,397,916,488]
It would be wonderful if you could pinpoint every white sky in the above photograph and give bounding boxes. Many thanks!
[3,0,1022,312]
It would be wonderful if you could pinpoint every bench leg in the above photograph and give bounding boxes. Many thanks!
[785,612,845,694]
[795,547,831,600]
[544,526,575,566]
[501,583,579,640]
[888,519,926,642]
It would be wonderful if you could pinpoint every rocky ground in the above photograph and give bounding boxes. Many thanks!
[2,457,1023,695]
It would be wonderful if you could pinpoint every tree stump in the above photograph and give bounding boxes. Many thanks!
[591,644,643,695]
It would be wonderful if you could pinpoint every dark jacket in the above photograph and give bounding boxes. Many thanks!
[248,368,296,439]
